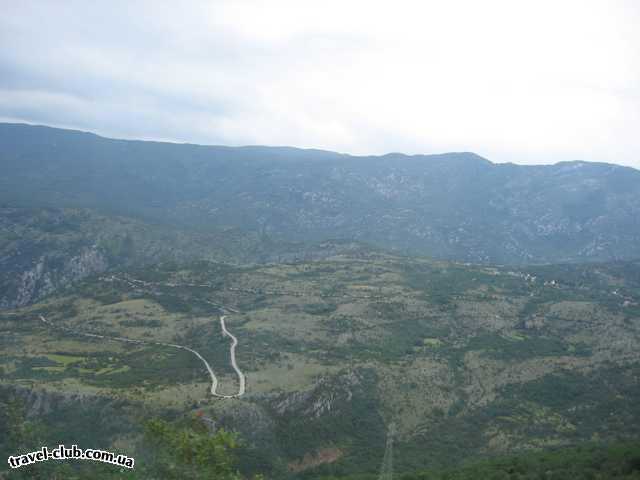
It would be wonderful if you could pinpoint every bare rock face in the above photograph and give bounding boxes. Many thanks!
[15,260,55,307]
[2,247,108,309]
[271,369,365,418]
[0,206,380,310]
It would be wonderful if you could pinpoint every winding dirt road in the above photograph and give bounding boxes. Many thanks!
[220,315,245,397]
[38,273,396,400]
[39,312,245,399]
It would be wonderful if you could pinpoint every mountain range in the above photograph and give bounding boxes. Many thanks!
[3,122,639,267]
[2,122,640,479]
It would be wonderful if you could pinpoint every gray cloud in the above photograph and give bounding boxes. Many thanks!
[1,0,639,167]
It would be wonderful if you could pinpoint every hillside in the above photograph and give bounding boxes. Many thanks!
[331,441,640,480]
[0,206,375,309]
[2,123,640,264]
[3,254,640,477]
[2,123,640,479]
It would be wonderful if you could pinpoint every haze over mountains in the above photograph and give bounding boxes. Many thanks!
[3,122,640,479]
[3,1,640,477]
[3,122,640,267]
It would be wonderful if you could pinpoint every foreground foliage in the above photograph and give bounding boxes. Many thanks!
[321,442,640,480]
[142,417,243,480]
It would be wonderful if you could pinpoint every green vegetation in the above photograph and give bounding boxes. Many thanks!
[0,393,261,479]
[461,333,590,361]
[2,254,640,478]
[4,123,640,267]
[3,123,640,479]
[321,442,640,480]
[142,417,245,479]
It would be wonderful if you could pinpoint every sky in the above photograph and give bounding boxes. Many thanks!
[1,0,639,167]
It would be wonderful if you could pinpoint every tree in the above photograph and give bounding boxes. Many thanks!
[143,415,242,480]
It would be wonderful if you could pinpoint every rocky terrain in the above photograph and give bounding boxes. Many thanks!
[3,255,640,477]
[2,123,640,265]
[2,123,640,479]
[0,206,376,309]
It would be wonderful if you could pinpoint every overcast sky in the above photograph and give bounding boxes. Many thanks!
[1,0,639,167]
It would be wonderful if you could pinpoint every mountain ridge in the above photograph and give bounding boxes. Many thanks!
[5,121,635,170]
[2,122,640,265]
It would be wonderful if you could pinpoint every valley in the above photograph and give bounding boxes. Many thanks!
[3,253,640,477]
[2,0,640,473]
[1,124,640,478]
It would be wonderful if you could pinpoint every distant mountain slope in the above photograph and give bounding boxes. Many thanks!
[2,123,640,264]
[0,207,375,309]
